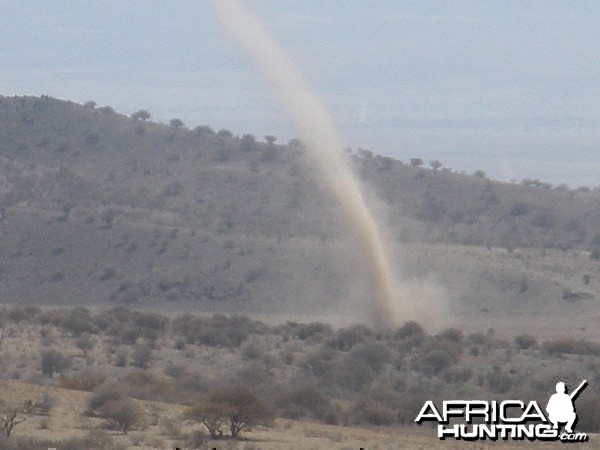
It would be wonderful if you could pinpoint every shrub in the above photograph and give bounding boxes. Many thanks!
[514,334,538,350]
[486,367,512,394]
[174,338,186,351]
[131,343,153,369]
[334,355,376,391]
[543,338,600,356]
[114,349,128,367]
[40,349,71,378]
[208,385,274,438]
[296,322,333,341]
[120,370,172,403]
[276,384,331,420]
[130,109,151,121]
[352,398,396,425]
[194,125,214,136]
[439,328,464,343]
[443,366,473,383]
[171,314,265,348]
[418,349,454,375]
[75,334,95,356]
[348,341,391,373]
[327,325,372,351]
[394,321,426,348]
[134,312,169,338]
[170,371,209,404]
[239,134,257,152]
[396,389,432,424]
[7,306,40,324]
[60,307,99,336]
[88,383,126,416]
[99,398,146,434]
[58,370,106,392]
[32,394,55,416]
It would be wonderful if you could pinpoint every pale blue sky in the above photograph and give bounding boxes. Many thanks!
[1,1,599,186]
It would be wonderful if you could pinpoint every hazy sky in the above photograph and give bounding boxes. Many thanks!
[2,1,599,186]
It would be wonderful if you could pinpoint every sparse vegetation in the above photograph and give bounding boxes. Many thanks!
[0,96,598,446]
[0,306,596,445]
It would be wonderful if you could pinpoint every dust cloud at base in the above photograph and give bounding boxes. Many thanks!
[211,0,447,330]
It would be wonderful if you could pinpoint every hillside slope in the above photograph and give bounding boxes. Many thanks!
[0,95,598,330]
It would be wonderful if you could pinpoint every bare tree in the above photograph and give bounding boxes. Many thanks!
[0,408,26,437]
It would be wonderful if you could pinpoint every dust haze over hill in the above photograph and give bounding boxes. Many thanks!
[0,95,599,335]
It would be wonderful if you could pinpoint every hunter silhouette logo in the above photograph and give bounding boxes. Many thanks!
[546,380,587,434]
[415,379,589,442]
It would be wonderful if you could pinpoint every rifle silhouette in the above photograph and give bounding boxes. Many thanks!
[569,380,587,400]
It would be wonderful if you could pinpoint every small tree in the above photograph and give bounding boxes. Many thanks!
[187,385,273,439]
[87,383,126,417]
[288,138,303,147]
[429,160,443,170]
[264,135,277,145]
[240,134,257,152]
[131,342,153,369]
[0,408,26,437]
[410,158,424,167]
[217,129,233,138]
[185,401,230,439]
[99,398,146,434]
[75,335,95,357]
[131,109,151,121]
[194,125,214,136]
[210,385,274,438]
[40,349,71,378]
[514,334,537,350]
[169,118,184,129]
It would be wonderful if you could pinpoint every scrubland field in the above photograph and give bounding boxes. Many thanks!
[0,306,598,448]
